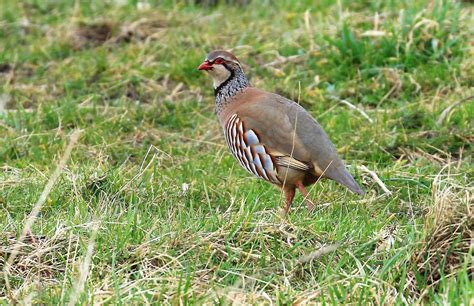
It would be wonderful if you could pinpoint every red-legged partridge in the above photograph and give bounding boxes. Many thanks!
[198,50,365,214]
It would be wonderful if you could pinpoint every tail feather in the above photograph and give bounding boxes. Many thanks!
[326,166,365,195]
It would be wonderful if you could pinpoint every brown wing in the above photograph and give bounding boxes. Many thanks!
[228,88,364,195]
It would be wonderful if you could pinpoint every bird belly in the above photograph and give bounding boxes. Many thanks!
[275,165,318,187]
[224,114,281,184]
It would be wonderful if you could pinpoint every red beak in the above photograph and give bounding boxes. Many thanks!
[198,61,213,71]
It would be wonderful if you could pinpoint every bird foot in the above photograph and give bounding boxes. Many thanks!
[296,182,315,212]
[305,199,315,212]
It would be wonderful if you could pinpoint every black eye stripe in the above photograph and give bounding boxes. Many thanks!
[222,62,231,69]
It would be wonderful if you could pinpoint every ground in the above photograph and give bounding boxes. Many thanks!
[0,0,473,304]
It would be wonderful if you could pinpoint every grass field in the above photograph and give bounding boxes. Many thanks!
[0,0,473,304]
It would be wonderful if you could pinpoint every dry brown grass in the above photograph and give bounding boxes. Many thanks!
[68,14,169,50]
[0,228,79,298]
[409,168,473,298]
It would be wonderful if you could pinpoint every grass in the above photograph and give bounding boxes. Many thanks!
[0,0,473,304]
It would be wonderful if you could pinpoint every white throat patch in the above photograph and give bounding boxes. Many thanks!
[208,64,231,89]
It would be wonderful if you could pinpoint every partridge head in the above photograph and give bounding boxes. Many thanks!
[198,50,365,214]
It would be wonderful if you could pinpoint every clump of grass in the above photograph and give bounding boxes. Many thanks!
[0,229,79,297]
[69,21,116,49]
[408,172,473,298]
[68,15,170,50]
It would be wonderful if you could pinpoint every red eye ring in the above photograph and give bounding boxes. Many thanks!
[214,58,224,64]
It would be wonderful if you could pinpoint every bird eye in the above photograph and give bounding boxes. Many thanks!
[214,58,224,64]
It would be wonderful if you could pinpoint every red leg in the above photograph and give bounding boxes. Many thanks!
[296,182,315,211]
[282,187,295,215]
